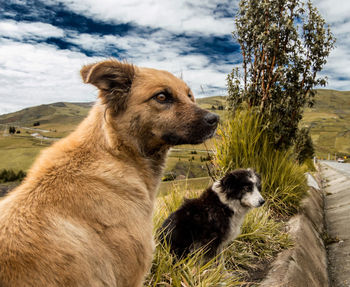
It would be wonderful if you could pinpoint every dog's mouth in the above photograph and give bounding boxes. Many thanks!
[161,126,217,146]
[161,111,219,146]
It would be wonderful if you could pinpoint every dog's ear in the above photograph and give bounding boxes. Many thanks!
[80,60,135,114]
[80,60,135,91]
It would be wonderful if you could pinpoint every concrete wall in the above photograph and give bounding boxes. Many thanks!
[260,173,329,287]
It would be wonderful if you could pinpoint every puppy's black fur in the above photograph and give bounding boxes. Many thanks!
[158,169,263,259]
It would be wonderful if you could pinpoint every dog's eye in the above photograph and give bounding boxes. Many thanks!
[188,94,192,98]
[154,92,173,104]
[156,93,167,102]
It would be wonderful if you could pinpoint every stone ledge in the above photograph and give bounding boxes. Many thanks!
[260,175,329,287]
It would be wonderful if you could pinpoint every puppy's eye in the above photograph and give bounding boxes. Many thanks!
[188,94,192,98]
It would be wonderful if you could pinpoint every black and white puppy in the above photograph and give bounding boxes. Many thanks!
[158,169,265,259]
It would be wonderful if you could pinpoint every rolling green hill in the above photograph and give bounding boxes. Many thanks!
[0,89,349,173]
[0,102,93,138]
[302,89,350,158]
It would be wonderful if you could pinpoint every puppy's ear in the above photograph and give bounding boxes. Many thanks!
[80,60,135,114]
[221,172,237,190]
[248,168,261,180]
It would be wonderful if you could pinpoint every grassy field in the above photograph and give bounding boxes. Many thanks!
[0,134,51,171]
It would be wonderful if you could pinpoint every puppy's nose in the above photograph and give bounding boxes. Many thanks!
[259,199,265,206]
[204,113,220,126]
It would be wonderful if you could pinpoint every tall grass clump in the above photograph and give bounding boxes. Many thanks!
[224,206,292,278]
[215,109,308,216]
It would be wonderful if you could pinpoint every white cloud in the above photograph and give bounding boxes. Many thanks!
[310,0,350,90]
[67,31,232,96]
[0,20,65,40]
[0,38,99,115]
[46,0,235,36]
[312,0,350,25]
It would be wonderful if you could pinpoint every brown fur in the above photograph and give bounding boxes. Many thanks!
[0,60,219,287]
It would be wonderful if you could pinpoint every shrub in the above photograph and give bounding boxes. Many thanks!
[215,109,308,216]
[0,169,26,183]
[294,127,315,164]
[9,126,16,134]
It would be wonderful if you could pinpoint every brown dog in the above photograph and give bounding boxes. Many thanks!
[0,60,219,287]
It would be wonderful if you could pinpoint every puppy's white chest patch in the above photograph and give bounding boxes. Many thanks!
[223,202,247,247]
[212,181,249,248]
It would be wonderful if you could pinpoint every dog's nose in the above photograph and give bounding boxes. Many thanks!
[259,199,265,206]
[204,113,220,126]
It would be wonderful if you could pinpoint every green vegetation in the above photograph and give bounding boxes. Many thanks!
[0,133,51,171]
[227,0,335,149]
[0,102,91,172]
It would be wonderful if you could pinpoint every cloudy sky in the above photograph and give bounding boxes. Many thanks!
[0,0,349,115]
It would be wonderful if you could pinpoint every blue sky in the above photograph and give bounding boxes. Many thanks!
[0,0,349,115]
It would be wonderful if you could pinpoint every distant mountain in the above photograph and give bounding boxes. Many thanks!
[0,102,93,138]
[0,102,93,123]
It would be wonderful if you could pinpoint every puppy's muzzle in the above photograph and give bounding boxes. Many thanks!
[258,198,265,207]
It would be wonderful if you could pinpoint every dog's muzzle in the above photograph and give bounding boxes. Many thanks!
[190,111,219,144]
[203,113,220,128]
[161,109,220,146]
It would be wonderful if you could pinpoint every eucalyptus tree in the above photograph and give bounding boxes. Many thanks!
[227,0,335,148]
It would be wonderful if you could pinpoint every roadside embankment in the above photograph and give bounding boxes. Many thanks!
[260,171,329,287]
